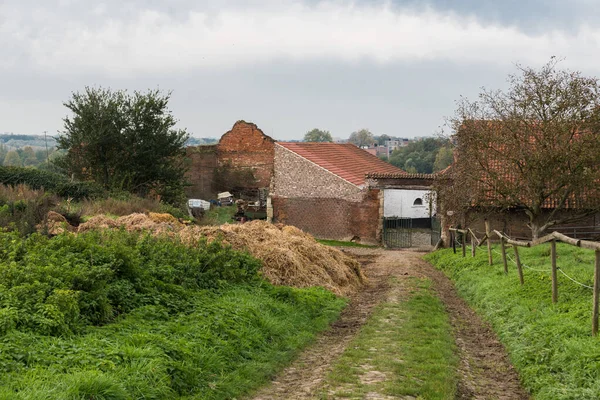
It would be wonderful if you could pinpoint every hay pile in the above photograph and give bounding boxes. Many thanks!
[189,221,366,295]
[75,214,365,296]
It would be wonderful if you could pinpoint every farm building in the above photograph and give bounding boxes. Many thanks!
[269,143,440,246]
[185,120,442,247]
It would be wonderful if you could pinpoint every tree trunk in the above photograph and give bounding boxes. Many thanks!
[530,221,544,240]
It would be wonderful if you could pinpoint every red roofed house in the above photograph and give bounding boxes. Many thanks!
[270,142,413,245]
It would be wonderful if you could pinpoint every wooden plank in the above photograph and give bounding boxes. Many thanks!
[551,240,558,303]
[553,232,600,251]
[513,244,524,285]
[485,220,493,265]
[492,230,531,247]
[501,238,508,274]
[593,250,600,336]
[478,234,488,247]
[449,228,468,234]
[532,232,557,246]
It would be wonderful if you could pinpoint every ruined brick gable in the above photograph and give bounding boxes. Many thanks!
[218,121,275,189]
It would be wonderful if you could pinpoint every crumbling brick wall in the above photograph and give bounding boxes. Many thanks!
[184,145,217,199]
[218,121,275,189]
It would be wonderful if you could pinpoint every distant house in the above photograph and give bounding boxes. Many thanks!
[270,142,406,244]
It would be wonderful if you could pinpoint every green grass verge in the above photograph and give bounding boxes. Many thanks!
[200,205,237,225]
[0,230,347,399]
[321,277,457,399]
[316,239,378,248]
[425,244,600,399]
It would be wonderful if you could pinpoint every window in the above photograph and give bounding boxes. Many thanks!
[413,198,423,206]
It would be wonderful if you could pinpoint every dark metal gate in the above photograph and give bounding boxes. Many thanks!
[383,217,412,248]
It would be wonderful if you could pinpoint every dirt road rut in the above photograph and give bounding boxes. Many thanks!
[251,249,529,400]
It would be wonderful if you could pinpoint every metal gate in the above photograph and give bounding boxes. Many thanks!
[382,217,412,248]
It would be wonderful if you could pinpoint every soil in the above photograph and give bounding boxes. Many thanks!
[250,249,529,400]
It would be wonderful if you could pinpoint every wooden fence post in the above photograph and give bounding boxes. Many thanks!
[452,231,456,254]
[471,231,476,257]
[462,231,466,257]
[501,238,508,274]
[513,245,524,285]
[593,250,600,336]
[551,240,558,303]
[485,220,492,265]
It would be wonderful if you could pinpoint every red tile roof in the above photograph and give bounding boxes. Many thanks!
[277,142,405,186]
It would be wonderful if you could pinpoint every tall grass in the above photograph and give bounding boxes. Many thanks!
[425,244,600,399]
[0,230,346,399]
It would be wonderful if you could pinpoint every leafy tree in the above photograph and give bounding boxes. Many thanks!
[303,128,333,142]
[388,138,451,173]
[0,144,7,164]
[348,129,375,147]
[57,87,189,204]
[444,58,600,238]
[376,134,391,146]
[3,150,22,167]
[433,146,453,172]
[21,146,37,166]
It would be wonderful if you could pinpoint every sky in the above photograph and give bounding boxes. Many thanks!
[2,0,600,141]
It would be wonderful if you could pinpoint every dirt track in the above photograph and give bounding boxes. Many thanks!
[251,248,529,400]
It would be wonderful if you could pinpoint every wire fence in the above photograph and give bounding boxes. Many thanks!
[449,224,600,336]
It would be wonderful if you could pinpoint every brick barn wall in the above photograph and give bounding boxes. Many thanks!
[184,145,217,199]
[272,144,364,201]
[218,121,275,189]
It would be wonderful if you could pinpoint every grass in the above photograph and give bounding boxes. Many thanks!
[316,239,378,248]
[0,230,348,399]
[321,277,457,399]
[425,243,600,399]
[199,205,236,226]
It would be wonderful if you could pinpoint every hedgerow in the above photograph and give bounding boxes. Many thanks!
[0,166,105,200]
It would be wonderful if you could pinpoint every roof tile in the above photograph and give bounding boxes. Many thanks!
[278,142,405,185]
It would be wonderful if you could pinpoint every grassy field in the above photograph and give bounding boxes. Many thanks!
[425,243,600,399]
[321,277,457,399]
[0,230,347,399]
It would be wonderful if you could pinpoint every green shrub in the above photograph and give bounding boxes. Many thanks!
[0,230,262,335]
[0,166,104,200]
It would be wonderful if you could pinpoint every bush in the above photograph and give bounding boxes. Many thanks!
[0,230,262,335]
[0,166,104,200]
[0,184,58,234]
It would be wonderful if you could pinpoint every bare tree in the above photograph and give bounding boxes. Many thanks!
[443,58,600,238]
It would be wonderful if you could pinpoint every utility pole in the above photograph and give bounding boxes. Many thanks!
[44,131,49,165]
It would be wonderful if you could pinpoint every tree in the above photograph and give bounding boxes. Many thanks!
[3,150,22,167]
[433,146,453,172]
[303,128,333,142]
[445,58,600,238]
[388,137,450,173]
[21,146,37,166]
[376,134,391,146]
[348,129,375,147]
[57,87,189,204]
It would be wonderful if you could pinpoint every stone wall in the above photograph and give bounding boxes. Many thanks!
[272,144,364,201]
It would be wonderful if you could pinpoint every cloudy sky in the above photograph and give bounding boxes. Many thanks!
[1,0,600,140]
